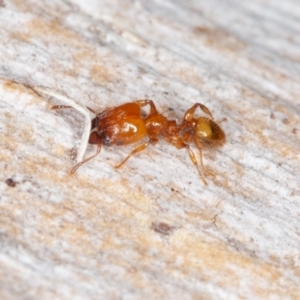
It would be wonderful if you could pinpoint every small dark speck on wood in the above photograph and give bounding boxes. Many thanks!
[151,222,176,236]
[5,178,17,187]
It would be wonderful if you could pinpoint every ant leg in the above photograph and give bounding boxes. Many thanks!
[134,100,158,115]
[198,146,215,176]
[51,105,97,114]
[193,137,215,176]
[70,144,101,174]
[115,138,158,169]
[186,146,208,185]
[183,103,214,122]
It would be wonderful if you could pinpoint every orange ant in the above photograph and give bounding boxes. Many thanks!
[51,99,225,184]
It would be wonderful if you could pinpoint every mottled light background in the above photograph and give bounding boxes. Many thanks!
[0,0,299,299]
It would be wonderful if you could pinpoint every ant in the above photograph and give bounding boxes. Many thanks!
[51,99,225,184]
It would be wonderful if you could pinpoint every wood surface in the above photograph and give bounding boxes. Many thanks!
[0,0,299,299]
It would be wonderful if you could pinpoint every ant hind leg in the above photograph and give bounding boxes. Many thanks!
[115,138,158,169]
[134,100,158,115]
[70,143,102,174]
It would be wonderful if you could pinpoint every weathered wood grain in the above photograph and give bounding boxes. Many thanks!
[0,0,299,299]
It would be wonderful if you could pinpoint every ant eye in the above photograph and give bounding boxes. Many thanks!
[196,118,212,138]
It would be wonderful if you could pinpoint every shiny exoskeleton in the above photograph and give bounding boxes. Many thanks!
[53,100,225,184]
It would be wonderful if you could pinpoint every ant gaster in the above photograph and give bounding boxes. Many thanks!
[52,100,225,184]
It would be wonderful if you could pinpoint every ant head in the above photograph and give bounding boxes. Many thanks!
[181,117,225,147]
[194,117,225,147]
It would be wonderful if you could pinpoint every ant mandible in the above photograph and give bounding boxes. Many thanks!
[52,100,225,184]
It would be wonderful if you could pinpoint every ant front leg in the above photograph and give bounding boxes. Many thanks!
[185,145,208,185]
[183,103,214,121]
[172,138,209,185]
[193,137,215,177]
[115,138,158,169]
